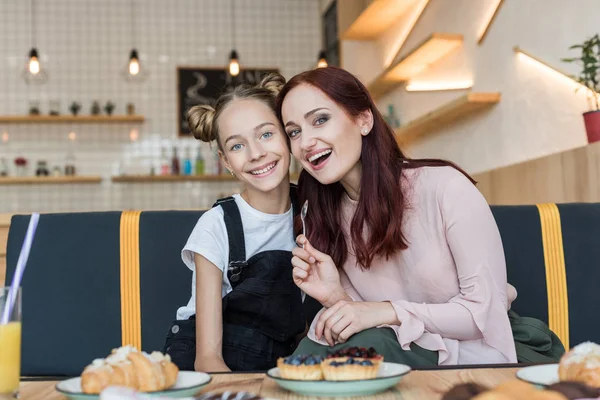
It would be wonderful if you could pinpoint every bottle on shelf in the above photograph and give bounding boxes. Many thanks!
[36,160,49,176]
[183,147,193,176]
[0,157,8,176]
[195,146,205,175]
[64,135,77,176]
[64,151,76,176]
[160,147,170,176]
[171,146,180,176]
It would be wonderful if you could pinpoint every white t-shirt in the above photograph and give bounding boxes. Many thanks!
[176,194,296,320]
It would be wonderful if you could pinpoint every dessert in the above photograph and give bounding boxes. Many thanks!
[320,356,381,381]
[277,354,324,380]
[277,347,384,381]
[559,342,600,388]
[547,382,600,399]
[81,345,179,394]
[442,380,600,400]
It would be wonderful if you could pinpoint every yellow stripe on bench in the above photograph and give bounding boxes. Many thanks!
[120,210,142,350]
[536,203,569,350]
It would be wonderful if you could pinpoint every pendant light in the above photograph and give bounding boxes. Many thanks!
[228,0,240,77]
[123,0,148,82]
[22,0,48,84]
[317,51,328,68]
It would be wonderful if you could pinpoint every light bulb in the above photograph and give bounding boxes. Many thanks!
[317,51,328,68]
[122,49,148,82]
[229,50,240,77]
[29,56,40,74]
[128,49,140,76]
[129,128,139,142]
[22,48,48,84]
[129,58,140,76]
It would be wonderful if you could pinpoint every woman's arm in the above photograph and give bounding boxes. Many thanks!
[194,253,230,372]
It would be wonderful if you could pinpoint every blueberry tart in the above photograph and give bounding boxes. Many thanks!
[276,354,324,380]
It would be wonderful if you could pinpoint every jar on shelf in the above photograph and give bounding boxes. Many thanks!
[36,160,50,176]
[0,157,9,176]
[14,157,27,176]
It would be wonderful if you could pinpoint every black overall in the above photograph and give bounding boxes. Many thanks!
[164,187,306,371]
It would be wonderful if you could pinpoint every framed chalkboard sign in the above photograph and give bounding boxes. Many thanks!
[177,67,279,137]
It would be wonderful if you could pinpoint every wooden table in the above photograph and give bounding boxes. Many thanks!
[19,367,520,399]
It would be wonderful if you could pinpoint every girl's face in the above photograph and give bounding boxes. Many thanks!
[280,84,371,185]
[218,99,290,193]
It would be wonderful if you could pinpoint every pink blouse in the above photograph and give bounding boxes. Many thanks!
[307,166,518,365]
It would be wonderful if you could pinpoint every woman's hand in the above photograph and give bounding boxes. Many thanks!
[292,235,350,308]
[315,300,398,346]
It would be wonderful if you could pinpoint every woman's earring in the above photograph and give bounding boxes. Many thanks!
[362,127,369,134]
[229,170,234,176]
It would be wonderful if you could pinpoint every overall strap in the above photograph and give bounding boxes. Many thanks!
[213,197,247,282]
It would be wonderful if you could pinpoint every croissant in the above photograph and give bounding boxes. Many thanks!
[81,345,179,394]
[558,342,600,388]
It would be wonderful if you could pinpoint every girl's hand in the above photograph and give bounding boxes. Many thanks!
[291,235,350,308]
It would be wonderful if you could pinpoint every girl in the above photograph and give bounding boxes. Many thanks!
[164,73,305,372]
[276,66,518,366]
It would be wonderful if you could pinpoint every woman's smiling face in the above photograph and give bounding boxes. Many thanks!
[281,83,371,185]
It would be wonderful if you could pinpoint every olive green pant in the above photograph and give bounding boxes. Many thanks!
[294,312,565,367]
[293,327,438,367]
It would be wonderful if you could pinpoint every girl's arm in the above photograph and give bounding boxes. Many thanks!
[194,253,230,372]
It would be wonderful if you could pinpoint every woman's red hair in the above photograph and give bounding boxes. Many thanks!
[276,67,474,269]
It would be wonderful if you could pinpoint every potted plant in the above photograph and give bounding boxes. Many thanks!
[91,100,101,115]
[69,101,81,116]
[562,34,600,143]
[104,101,115,116]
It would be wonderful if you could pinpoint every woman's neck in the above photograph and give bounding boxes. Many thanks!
[241,180,291,214]
[340,162,362,201]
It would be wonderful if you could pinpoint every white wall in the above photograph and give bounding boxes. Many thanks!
[346,0,598,174]
[0,0,321,213]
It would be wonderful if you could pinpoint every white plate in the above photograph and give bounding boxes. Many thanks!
[55,371,212,399]
[516,364,559,387]
[267,362,411,397]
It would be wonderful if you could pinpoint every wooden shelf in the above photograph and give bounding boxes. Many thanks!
[341,0,418,40]
[0,176,103,185]
[395,92,501,141]
[0,115,145,124]
[368,33,463,98]
[112,173,301,183]
[112,175,237,183]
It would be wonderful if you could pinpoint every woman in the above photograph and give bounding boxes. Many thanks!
[275,66,518,366]
[164,73,306,372]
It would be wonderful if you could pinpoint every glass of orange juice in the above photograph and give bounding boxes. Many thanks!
[0,287,21,399]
